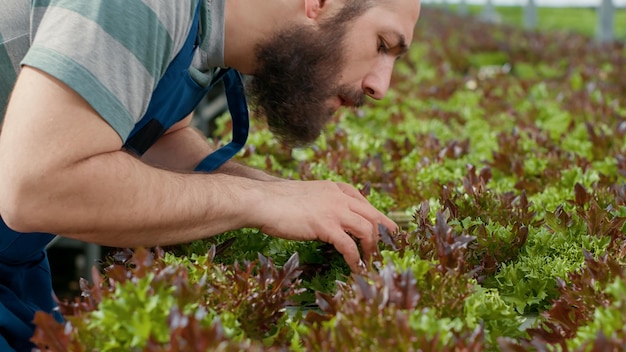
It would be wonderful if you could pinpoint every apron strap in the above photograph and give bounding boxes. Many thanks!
[194,69,249,172]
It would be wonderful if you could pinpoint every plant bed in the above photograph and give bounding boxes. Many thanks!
[33,7,626,351]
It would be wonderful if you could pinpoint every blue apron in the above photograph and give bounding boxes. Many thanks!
[0,2,249,350]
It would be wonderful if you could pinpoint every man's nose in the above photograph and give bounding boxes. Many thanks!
[362,57,395,100]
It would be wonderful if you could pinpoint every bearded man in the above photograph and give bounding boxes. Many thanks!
[0,0,420,350]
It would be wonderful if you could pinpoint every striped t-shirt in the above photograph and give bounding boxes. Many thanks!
[0,0,225,141]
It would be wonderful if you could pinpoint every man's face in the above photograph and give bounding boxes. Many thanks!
[247,0,421,147]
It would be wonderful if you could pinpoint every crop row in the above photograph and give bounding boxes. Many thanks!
[32,7,625,351]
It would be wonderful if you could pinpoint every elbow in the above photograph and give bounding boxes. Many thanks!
[0,170,46,234]
[0,210,34,234]
[0,188,38,234]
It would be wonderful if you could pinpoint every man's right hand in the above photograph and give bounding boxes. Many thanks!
[251,180,398,271]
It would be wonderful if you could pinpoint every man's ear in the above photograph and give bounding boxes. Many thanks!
[304,0,330,20]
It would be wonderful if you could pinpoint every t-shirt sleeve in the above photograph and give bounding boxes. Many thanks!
[21,0,198,141]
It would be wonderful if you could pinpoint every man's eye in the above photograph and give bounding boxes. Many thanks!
[378,38,389,54]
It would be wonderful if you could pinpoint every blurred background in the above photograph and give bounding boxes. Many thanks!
[422,0,625,42]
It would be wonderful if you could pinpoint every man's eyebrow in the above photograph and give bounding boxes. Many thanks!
[385,31,409,57]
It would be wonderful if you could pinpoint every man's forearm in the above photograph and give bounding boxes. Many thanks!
[4,147,266,247]
[217,158,283,182]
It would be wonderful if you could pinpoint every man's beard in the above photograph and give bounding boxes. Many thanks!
[247,12,367,147]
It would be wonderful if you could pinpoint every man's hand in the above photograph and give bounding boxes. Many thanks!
[251,180,398,272]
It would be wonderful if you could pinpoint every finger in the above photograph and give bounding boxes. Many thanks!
[371,210,399,234]
[325,230,362,272]
[342,213,378,261]
[348,200,398,235]
[335,182,368,201]
[379,216,400,234]
[336,183,400,233]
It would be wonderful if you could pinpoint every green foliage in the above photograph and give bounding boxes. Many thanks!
[85,274,176,349]
[455,5,626,41]
[487,216,610,314]
[33,7,626,351]
[571,277,626,348]
[464,286,525,344]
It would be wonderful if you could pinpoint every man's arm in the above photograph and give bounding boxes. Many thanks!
[142,114,281,181]
[0,67,396,270]
[0,67,260,245]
